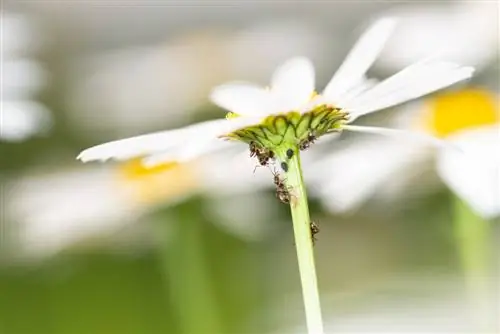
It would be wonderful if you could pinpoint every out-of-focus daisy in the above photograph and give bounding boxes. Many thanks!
[1,12,52,142]
[310,89,499,218]
[5,150,275,260]
[377,1,498,71]
[77,17,474,171]
[68,22,326,137]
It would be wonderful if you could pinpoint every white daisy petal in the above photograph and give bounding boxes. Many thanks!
[210,82,275,116]
[437,126,500,219]
[77,119,230,163]
[77,115,264,164]
[306,137,419,213]
[343,125,461,152]
[143,139,235,167]
[345,60,474,120]
[338,78,379,105]
[270,57,315,111]
[77,130,186,163]
[323,17,397,102]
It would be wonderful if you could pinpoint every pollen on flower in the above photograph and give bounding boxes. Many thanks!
[422,89,499,138]
[120,158,180,180]
[118,158,199,204]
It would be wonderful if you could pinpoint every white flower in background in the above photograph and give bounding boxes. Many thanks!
[376,0,498,71]
[309,89,499,218]
[68,22,326,137]
[5,150,276,259]
[78,17,474,173]
[1,12,52,142]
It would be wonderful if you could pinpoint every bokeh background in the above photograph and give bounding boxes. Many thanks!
[1,1,499,333]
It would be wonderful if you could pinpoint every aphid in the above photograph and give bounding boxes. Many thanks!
[249,141,274,168]
[310,221,320,245]
[299,132,317,151]
[286,149,294,159]
[272,169,291,204]
[258,149,274,166]
[281,161,288,172]
[249,141,259,158]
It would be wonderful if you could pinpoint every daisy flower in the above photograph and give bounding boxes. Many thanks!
[377,0,498,72]
[6,151,272,260]
[309,89,499,219]
[77,17,474,169]
[306,88,499,331]
[77,17,474,334]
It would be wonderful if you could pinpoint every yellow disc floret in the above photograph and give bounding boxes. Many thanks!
[118,158,199,204]
[422,89,499,138]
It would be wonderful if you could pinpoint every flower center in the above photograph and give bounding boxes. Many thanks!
[421,89,499,138]
[118,158,199,204]
[223,104,349,150]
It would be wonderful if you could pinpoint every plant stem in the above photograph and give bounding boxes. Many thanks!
[282,148,324,334]
[453,196,492,329]
[159,204,223,334]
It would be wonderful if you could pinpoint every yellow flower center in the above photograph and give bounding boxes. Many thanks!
[118,158,199,204]
[422,89,499,138]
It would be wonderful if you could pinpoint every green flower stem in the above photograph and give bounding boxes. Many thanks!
[282,148,324,334]
[159,208,223,334]
[453,196,492,328]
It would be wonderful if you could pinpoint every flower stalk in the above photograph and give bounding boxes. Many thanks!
[453,196,493,329]
[280,147,324,334]
[158,206,223,334]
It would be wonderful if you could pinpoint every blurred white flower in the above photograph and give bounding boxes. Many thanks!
[1,101,52,142]
[2,58,49,99]
[77,18,473,170]
[437,125,500,218]
[67,22,326,137]
[309,89,499,219]
[67,33,225,135]
[5,148,274,259]
[6,167,142,258]
[377,1,498,71]
[1,11,52,142]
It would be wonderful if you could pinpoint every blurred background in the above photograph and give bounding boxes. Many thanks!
[1,1,499,333]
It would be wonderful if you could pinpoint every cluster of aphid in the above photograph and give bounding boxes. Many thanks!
[249,141,275,167]
[248,142,320,244]
[298,131,317,151]
[248,141,292,204]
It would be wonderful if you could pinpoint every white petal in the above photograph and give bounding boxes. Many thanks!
[199,147,272,195]
[323,17,397,102]
[343,125,462,152]
[143,139,235,167]
[210,82,275,116]
[306,137,416,213]
[77,119,230,162]
[437,126,500,219]
[270,57,315,111]
[337,78,379,106]
[345,60,474,120]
